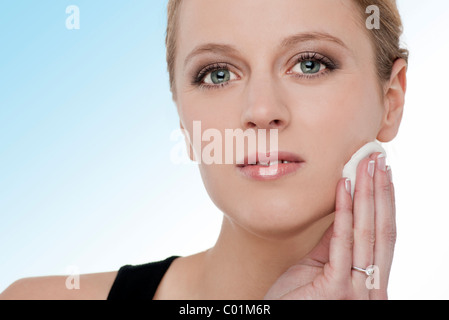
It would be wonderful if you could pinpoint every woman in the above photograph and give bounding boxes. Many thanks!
[1,0,408,300]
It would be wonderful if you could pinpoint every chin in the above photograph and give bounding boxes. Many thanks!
[201,165,336,239]
[220,192,331,240]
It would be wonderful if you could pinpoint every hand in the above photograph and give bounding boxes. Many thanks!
[264,153,396,300]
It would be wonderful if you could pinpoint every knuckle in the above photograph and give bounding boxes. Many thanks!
[380,181,391,195]
[380,227,397,245]
[335,201,352,214]
[356,228,376,246]
[332,230,354,248]
[355,185,374,199]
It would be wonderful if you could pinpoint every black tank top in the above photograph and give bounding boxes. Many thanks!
[107,256,179,300]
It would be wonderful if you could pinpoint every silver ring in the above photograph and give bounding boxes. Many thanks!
[352,266,375,276]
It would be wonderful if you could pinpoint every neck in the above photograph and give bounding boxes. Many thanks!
[200,213,334,299]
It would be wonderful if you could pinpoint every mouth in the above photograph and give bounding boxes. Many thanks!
[236,151,305,181]
[236,151,304,167]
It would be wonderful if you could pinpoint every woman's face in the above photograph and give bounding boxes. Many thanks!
[174,0,386,239]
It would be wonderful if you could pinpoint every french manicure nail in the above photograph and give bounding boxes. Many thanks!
[377,154,386,172]
[386,165,393,183]
[368,160,375,178]
[345,178,351,194]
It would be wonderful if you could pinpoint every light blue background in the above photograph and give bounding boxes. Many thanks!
[0,0,223,290]
[1,1,449,299]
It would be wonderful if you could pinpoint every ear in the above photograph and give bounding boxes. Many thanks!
[179,120,196,162]
[376,58,408,143]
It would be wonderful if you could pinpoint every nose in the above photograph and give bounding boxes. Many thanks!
[240,72,290,132]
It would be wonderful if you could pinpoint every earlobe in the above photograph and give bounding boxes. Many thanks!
[376,58,408,143]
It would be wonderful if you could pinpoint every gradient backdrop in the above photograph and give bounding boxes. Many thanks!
[1,1,449,299]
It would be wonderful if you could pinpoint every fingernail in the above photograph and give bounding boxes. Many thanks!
[386,165,393,183]
[377,154,386,172]
[368,160,375,178]
[345,178,351,194]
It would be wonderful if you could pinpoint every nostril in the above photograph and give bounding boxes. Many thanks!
[270,119,281,127]
[245,119,282,130]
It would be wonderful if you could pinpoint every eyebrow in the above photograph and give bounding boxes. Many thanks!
[184,44,239,67]
[184,31,350,67]
[280,31,349,51]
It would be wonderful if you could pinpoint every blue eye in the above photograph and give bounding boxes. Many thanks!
[208,69,231,84]
[299,61,323,74]
[293,60,326,75]
[203,68,237,85]
[289,52,338,78]
[192,62,239,89]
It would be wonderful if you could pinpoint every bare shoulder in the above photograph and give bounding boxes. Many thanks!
[0,271,118,300]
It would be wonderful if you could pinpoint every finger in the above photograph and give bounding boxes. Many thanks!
[327,177,353,285]
[371,163,397,299]
[387,166,396,220]
[351,156,376,293]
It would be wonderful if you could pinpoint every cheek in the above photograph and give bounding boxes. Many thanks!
[282,77,383,202]
[178,90,246,163]
[179,91,240,133]
[286,76,382,145]
[178,98,222,159]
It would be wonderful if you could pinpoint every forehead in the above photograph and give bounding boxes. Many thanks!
[176,0,364,60]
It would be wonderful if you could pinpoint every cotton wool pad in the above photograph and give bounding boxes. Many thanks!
[342,141,386,199]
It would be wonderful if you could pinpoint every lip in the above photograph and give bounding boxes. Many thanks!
[236,151,304,167]
[236,151,305,181]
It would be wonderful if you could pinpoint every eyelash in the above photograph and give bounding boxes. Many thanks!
[191,62,232,90]
[191,52,339,91]
[288,52,339,79]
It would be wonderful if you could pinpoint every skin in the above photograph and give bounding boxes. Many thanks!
[0,0,407,300]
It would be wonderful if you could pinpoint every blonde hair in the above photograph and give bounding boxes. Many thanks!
[165,0,409,99]
[356,0,409,81]
[166,0,182,100]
